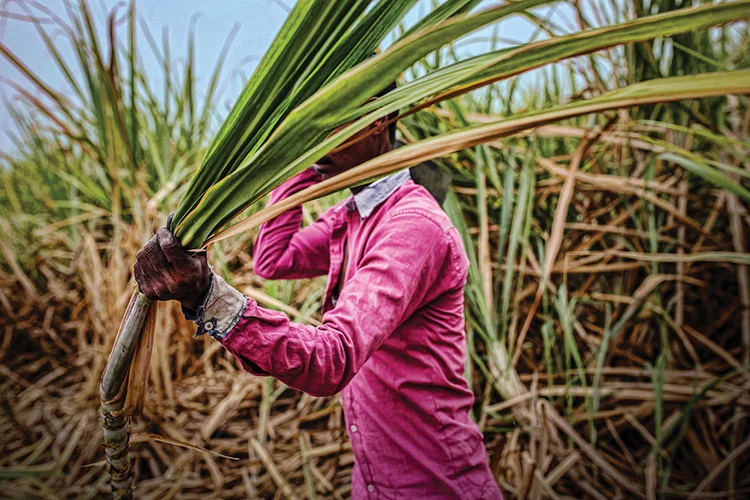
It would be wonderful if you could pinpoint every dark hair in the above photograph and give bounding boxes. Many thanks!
[375,81,398,145]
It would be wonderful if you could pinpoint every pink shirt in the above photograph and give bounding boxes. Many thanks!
[208,168,502,499]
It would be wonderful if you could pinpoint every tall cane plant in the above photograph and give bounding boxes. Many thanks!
[97,0,750,497]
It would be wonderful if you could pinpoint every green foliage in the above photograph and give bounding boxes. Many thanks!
[0,1,234,241]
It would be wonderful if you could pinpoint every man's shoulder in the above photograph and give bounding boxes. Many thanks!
[381,182,469,274]
[386,180,451,225]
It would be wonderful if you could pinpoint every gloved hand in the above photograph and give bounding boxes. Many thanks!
[133,216,211,312]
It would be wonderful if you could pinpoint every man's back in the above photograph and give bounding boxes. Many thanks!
[253,170,502,498]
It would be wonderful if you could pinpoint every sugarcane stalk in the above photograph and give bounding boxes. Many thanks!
[100,290,155,499]
[101,399,132,499]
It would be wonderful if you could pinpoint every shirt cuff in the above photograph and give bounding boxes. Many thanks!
[182,273,248,340]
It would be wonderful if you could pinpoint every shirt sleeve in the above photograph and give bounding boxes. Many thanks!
[204,212,458,397]
[253,167,332,280]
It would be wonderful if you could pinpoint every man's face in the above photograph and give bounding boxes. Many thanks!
[315,112,391,180]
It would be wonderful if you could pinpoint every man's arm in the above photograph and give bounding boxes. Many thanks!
[138,212,459,397]
[253,167,332,280]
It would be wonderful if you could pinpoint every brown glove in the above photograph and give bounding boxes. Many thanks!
[133,218,211,312]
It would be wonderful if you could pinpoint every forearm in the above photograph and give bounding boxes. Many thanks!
[254,168,329,279]
[220,305,355,397]
[190,274,357,396]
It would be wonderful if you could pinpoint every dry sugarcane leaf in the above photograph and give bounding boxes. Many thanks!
[130,433,239,461]
[122,298,157,416]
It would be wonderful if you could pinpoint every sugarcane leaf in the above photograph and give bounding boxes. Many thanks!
[175,0,750,248]
[205,69,750,245]
[173,0,376,224]
[658,152,750,204]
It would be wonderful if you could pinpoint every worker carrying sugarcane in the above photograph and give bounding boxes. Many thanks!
[134,84,503,499]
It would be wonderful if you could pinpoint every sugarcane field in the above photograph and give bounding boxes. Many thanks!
[1,0,749,498]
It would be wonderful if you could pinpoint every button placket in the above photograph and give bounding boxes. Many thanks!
[323,222,346,312]
[345,390,379,497]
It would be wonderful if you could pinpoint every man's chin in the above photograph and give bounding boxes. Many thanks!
[316,165,350,180]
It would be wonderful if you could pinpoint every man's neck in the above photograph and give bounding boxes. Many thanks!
[349,142,394,196]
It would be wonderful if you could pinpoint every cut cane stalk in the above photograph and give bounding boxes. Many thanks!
[100,291,156,499]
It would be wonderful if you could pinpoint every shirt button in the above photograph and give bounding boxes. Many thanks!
[204,321,215,330]
[367,484,375,492]
[350,424,358,433]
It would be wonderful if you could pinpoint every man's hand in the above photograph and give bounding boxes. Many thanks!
[133,226,211,312]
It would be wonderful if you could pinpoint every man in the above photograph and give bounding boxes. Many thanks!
[134,88,503,499]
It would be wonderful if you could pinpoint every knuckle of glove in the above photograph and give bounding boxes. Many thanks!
[150,281,172,300]
[157,228,182,254]
[139,240,162,267]
[162,274,182,296]
[171,275,194,296]
[135,246,148,264]
[194,261,211,291]
[156,227,173,241]
[133,263,146,290]
[137,278,155,299]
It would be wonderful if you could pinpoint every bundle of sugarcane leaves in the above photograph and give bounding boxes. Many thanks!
[99,0,750,497]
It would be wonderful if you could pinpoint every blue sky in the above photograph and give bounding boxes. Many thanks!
[0,0,580,154]
[0,0,286,152]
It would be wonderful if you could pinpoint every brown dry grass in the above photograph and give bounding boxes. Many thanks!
[2,139,749,498]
